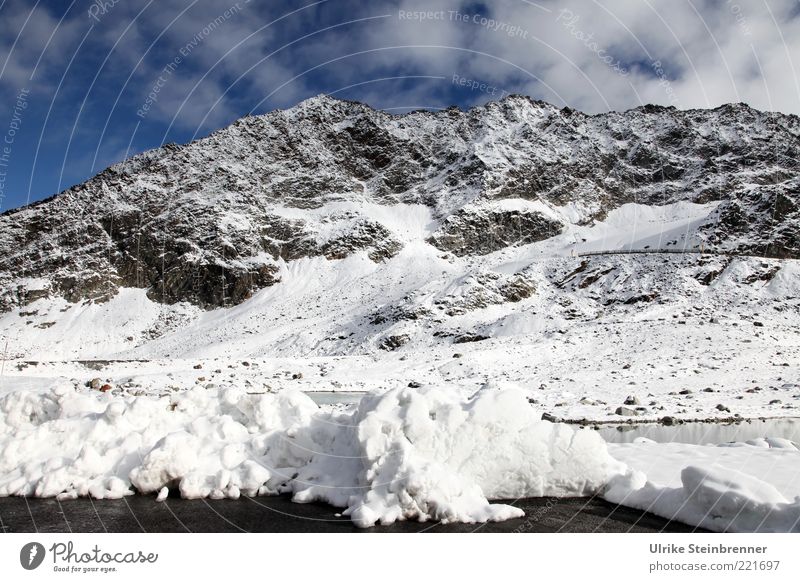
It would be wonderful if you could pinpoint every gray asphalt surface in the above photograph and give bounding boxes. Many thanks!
[0,495,703,533]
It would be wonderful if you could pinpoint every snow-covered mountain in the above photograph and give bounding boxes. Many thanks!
[1,95,798,311]
[4,95,800,533]
[0,95,798,377]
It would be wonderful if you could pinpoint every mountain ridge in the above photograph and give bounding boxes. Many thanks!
[1,95,793,219]
[0,94,798,314]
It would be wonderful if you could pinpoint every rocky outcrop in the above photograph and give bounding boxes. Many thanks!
[428,206,563,256]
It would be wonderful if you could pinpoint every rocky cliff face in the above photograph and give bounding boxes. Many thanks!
[1,95,798,312]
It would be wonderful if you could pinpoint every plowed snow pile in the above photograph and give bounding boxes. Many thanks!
[0,384,624,527]
[1,385,799,531]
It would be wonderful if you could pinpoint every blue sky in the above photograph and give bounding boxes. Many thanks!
[1,0,799,211]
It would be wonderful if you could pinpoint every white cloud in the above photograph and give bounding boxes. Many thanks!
[3,0,799,131]
[0,1,84,93]
[292,0,800,114]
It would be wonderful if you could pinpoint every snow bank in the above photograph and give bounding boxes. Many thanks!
[4,383,800,531]
[607,442,800,532]
[605,465,800,533]
[337,387,626,526]
[0,384,624,527]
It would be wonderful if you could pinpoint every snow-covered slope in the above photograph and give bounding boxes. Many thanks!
[1,95,798,314]
[2,197,797,360]
[2,199,798,423]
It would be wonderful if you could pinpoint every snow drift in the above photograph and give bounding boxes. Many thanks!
[2,384,799,531]
[0,383,624,527]
[608,441,800,532]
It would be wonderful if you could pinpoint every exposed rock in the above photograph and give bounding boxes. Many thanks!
[428,207,562,256]
[435,271,537,317]
[615,406,639,417]
[379,334,410,351]
[453,333,490,344]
